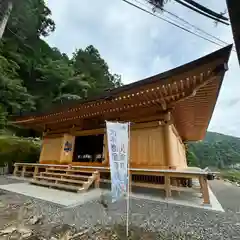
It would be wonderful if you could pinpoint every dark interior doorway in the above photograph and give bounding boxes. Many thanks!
[73,134,104,163]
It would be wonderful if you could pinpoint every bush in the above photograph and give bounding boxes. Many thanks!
[0,135,41,169]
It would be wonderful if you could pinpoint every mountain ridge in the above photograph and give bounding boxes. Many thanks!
[187,131,240,168]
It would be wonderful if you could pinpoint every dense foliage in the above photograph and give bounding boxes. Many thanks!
[0,0,122,126]
[187,132,240,169]
[0,135,40,168]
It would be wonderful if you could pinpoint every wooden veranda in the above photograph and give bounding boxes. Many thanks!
[14,163,211,204]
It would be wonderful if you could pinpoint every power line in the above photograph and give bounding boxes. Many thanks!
[174,0,229,26]
[125,0,236,52]
[181,0,228,21]
[163,9,229,45]
[122,0,229,49]
[137,0,230,47]
[136,0,192,27]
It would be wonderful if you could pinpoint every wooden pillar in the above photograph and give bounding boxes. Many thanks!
[163,112,175,168]
[199,176,210,204]
[164,174,171,198]
[102,133,109,165]
[94,171,100,188]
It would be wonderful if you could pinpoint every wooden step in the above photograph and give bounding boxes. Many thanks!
[35,175,86,185]
[41,172,90,179]
[30,179,83,192]
[67,169,94,174]
[47,168,94,174]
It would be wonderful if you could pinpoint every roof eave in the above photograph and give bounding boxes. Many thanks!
[227,0,240,64]
[12,45,232,120]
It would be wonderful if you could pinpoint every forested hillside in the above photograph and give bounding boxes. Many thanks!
[187,132,240,169]
[0,0,122,133]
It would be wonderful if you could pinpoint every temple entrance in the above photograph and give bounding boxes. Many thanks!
[73,134,104,163]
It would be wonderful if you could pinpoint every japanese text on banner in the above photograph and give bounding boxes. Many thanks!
[106,121,129,202]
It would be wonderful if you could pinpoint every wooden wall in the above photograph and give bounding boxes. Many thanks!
[40,134,75,164]
[130,126,166,168]
[127,123,187,168]
[168,125,187,168]
[39,136,63,164]
[39,121,188,169]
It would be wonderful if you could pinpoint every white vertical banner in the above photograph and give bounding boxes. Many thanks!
[106,121,129,203]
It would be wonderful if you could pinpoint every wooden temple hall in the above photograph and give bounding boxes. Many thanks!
[12,45,232,204]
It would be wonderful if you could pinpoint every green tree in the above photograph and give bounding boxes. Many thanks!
[6,0,55,39]
[72,45,122,96]
[0,55,35,114]
[0,0,122,137]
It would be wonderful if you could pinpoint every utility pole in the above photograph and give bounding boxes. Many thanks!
[0,0,13,39]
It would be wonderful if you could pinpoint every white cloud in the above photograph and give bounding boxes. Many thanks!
[150,55,173,76]
[45,0,240,137]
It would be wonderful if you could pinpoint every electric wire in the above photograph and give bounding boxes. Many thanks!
[138,0,230,46]
[122,0,230,49]
[174,0,229,26]
[181,0,228,21]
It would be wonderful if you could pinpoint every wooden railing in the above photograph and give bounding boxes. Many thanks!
[13,163,213,204]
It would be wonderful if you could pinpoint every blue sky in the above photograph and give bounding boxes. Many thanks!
[45,0,240,137]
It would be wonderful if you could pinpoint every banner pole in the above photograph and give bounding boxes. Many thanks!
[126,122,130,237]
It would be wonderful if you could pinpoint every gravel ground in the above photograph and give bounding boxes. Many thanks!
[0,177,240,239]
